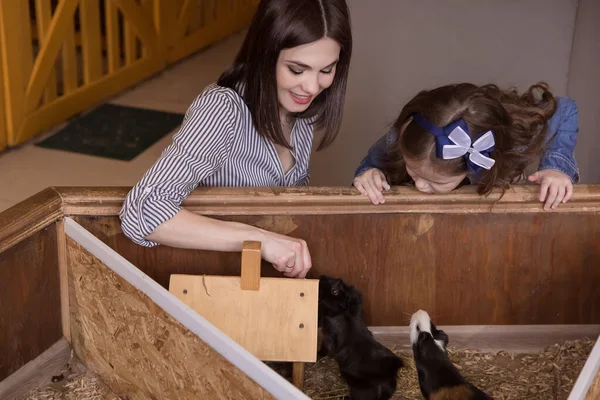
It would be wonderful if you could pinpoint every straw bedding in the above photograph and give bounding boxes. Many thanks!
[20,338,593,399]
[297,338,595,400]
[18,356,118,400]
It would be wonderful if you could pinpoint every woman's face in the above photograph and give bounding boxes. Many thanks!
[275,36,341,116]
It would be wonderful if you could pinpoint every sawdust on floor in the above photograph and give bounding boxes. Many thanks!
[299,338,595,400]
[20,339,594,399]
[17,355,120,400]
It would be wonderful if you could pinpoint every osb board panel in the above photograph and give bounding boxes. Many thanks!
[0,226,61,380]
[586,368,600,400]
[71,213,600,326]
[169,274,318,362]
[65,237,275,400]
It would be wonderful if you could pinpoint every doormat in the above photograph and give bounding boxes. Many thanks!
[36,103,185,161]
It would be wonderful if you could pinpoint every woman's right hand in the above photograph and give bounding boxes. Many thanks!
[259,230,312,279]
[353,168,390,205]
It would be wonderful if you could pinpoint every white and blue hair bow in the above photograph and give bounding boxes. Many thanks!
[410,113,496,175]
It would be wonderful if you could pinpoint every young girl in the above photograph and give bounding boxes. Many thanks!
[120,0,352,279]
[353,82,579,211]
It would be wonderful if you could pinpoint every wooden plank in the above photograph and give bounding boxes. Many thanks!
[0,0,31,144]
[71,207,600,327]
[169,273,318,362]
[60,11,78,94]
[216,0,230,21]
[124,19,137,64]
[34,0,58,103]
[241,240,261,290]
[0,226,62,380]
[56,219,71,341]
[79,0,103,84]
[0,187,62,254]
[172,0,192,45]
[20,0,35,77]
[0,338,71,400]
[63,217,309,400]
[292,363,305,390]
[17,55,164,145]
[152,0,174,57]
[167,5,253,63]
[105,0,121,73]
[371,326,600,354]
[24,0,80,115]
[0,24,7,153]
[193,0,205,30]
[54,185,600,216]
[112,0,160,57]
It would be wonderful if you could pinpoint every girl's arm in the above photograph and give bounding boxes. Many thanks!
[352,129,397,204]
[119,90,311,278]
[528,96,580,210]
[537,96,580,183]
[354,128,397,178]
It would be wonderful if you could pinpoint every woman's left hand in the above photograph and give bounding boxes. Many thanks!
[527,169,573,210]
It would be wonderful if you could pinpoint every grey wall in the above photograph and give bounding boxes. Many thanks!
[310,0,583,185]
[567,0,600,183]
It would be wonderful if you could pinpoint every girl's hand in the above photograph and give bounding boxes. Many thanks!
[260,230,312,279]
[528,169,573,210]
[353,168,390,205]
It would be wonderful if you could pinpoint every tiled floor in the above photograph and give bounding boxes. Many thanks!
[0,31,246,213]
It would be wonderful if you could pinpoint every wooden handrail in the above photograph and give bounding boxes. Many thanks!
[0,187,62,253]
[54,184,600,216]
[2,184,600,254]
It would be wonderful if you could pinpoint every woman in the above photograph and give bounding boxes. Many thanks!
[120,0,352,279]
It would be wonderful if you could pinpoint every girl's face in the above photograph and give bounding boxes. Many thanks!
[275,37,341,116]
[404,157,467,194]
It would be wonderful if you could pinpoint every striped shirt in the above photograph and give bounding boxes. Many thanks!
[120,83,316,247]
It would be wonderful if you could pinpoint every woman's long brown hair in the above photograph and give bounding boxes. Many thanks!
[383,82,558,196]
[218,0,352,151]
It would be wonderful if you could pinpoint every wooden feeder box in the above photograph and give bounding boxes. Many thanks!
[169,240,319,389]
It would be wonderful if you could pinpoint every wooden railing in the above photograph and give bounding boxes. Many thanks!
[0,0,258,152]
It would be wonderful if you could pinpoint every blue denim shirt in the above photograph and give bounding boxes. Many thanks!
[354,96,580,184]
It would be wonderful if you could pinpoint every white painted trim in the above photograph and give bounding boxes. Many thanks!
[370,325,600,353]
[568,333,600,400]
[64,217,309,400]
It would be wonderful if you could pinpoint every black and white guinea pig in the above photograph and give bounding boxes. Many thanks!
[318,275,403,400]
[410,310,493,400]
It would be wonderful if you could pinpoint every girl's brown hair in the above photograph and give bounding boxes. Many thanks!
[383,82,558,196]
[217,0,352,151]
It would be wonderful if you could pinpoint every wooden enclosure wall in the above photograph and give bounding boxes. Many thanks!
[0,189,63,381]
[1,185,599,398]
[0,35,6,153]
[0,0,257,148]
[66,185,600,328]
[73,213,600,327]
[65,234,276,399]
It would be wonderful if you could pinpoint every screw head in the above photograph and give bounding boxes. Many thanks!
[300,292,305,297]
[183,289,188,294]
[299,323,304,329]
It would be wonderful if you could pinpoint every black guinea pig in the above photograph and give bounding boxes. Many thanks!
[318,275,403,400]
[410,310,493,400]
